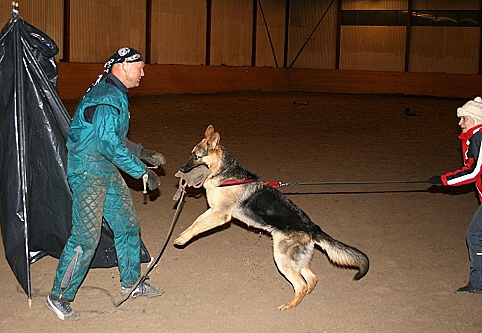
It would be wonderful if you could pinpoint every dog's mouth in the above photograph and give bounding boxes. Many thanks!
[179,161,208,173]
[175,164,212,188]
[180,150,210,173]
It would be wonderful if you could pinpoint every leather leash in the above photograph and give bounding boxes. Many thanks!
[115,186,187,307]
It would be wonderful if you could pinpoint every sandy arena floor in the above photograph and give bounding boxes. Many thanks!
[1,91,481,332]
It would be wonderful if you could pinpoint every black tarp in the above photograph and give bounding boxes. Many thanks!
[0,8,150,301]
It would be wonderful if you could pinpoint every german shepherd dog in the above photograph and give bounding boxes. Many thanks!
[174,125,369,310]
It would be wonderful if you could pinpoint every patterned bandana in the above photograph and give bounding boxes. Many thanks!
[85,47,144,94]
[103,47,144,73]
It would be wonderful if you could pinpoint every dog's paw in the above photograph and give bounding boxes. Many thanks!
[173,235,188,246]
[278,294,304,311]
[278,302,295,311]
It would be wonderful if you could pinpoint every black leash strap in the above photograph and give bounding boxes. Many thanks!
[115,188,186,307]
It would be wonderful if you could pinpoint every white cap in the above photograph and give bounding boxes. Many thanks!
[457,97,482,126]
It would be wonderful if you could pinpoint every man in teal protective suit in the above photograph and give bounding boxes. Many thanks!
[46,47,165,320]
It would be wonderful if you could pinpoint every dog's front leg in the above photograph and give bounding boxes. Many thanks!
[174,208,230,246]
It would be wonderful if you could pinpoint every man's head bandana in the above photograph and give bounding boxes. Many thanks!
[85,47,144,94]
[104,47,144,73]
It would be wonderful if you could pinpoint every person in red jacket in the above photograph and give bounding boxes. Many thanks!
[429,97,482,293]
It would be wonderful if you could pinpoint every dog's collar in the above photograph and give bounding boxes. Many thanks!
[219,179,257,187]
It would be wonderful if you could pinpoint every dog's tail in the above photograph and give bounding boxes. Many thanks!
[313,227,369,280]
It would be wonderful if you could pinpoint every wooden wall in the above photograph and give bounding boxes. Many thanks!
[56,63,481,100]
[151,0,206,65]
[69,0,146,62]
[340,26,407,71]
[409,0,481,74]
[2,1,480,74]
[1,0,64,59]
[2,1,481,100]
[254,0,285,68]
[286,0,338,69]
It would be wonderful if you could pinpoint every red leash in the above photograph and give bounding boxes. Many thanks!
[219,180,295,187]
[220,179,429,187]
[219,179,257,186]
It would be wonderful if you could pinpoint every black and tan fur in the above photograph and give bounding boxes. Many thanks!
[174,125,369,311]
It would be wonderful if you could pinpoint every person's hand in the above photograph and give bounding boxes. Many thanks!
[140,148,166,167]
[428,175,443,185]
[146,168,161,190]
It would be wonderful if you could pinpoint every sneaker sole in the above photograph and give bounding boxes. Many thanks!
[456,289,482,293]
[45,296,80,321]
[122,289,164,298]
[135,289,164,298]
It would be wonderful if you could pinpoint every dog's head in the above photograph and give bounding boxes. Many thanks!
[180,125,222,173]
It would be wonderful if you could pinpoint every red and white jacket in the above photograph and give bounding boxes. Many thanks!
[442,124,482,201]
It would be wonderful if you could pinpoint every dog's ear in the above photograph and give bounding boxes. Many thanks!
[208,132,220,149]
[205,125,215,140]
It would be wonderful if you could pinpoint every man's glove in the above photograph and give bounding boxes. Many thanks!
[146,168,161,190]
[140,148,166,167]
[428,175,443,185]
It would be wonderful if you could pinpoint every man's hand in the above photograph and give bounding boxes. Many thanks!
[140,148,166,167]
[428,175,443,185]
[146,168,161,190]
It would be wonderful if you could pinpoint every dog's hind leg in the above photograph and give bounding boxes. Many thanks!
[174,208,231,246]
[272,232,314,311]
[300,265,318,295]
[276,265,307,311]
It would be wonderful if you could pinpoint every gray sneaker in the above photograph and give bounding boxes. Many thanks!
[122,281,164,298]
[45,294,80,321]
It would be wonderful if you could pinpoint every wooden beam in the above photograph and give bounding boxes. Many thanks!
[335,0,342,69]
[61,0,70,62]
[145,0,152,64]
[205,0,212,65]
[251,0,258,67]
[283,0,290,68]
[404,0,412,72]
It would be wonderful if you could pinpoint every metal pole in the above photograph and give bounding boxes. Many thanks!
[13,2,32,308]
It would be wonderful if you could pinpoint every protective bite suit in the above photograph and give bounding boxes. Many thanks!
[51,75,147,301]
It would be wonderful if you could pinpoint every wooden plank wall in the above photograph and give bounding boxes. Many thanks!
[409,0,481,74]
[288,0,338,69]
[56,63,481,100]
[2,1,481,100]
[210,0,252,66]
[150,0,206,65]
[254,0,285,68]
[340,26,406,71]
[288,68,482,98]
[69,0,146,62]
[410,27,480,74]
[4,0,480,73]
[0,1,64,59]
